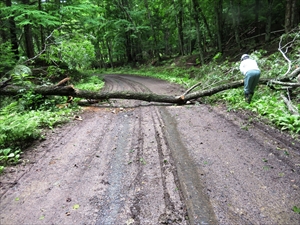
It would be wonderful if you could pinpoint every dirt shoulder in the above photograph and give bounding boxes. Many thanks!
[1,74,299,225]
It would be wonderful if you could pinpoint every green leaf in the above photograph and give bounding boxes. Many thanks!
[73,204,80,210]
[292,206,300,214]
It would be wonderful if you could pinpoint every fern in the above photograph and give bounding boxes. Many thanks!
[2,4,60,28]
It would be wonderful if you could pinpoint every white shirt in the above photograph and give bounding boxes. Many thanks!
[239,58,260,75]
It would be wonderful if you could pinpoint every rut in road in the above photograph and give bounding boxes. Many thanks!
[97,74,216,224]
[95,105,190,224]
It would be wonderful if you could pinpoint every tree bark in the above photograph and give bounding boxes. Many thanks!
[285,0,297,33]
[214,0,223,53]
[105,39,114,68]
[0,85,185,104]
[191,0,205,65]
[174,0,184,56]
[230,0,241,49]
[1,74,299,104]
[198,4,213,48]
[265,0,274,42]
[6,0,19,60]
[22,0,35,59]
[38,0,45,52]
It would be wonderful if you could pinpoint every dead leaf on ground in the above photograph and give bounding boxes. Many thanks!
[73,115,82,121]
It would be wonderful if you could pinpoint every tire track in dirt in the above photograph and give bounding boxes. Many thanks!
[97,75,217,224]
[103,75,152,93]
[93,106,189,224]
[158,107,218,225]
[166,105,300,225]
[95,75,190,224]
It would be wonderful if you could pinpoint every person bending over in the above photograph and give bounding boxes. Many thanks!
[239,54,261,103]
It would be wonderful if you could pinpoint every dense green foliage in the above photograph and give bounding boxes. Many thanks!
[0,71,105,169]
[0,96,74,168]
[0,42,16,72]
[0,0,299,72]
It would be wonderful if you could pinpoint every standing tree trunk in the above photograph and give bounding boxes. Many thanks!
[144,0,160,59]
[38,0,45,52]
[254,0,260,43]
[265,0,274,42]
[164,28,171,57]
[285,0,298,33]
[125,32,133,63]
[6,0,19,60]
[198,4,213,49]
[92,36,105,69]
[22,0,35,59]
[230,0,241,49]
[174,0,184,56]
[105,39,113,68]
[23,24,35,59]
[214,0,223,53]
[191,0,204,65]
[117,0,143,63]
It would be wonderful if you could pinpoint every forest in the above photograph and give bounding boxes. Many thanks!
[0,0,299,71]
[0,0,300,170]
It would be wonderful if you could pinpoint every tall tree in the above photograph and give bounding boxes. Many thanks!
[254,0,260,43]
[5,0,19,60]
[22,0,35,59]
[265,0,274,42]
[0,0,293,70]
[144,0,160,59]
[190,0,204,65]
[230,0,241,49]
[198,2,213,48]
[285,0,298,33]
[174,0,184,56]
[214,0,223,53]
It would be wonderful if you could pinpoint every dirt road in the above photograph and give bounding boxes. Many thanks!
[1,74,300,225]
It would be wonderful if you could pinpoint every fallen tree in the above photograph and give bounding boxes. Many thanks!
[2,27,299,106]
[0,68,299,105]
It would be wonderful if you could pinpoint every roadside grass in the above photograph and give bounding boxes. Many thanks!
[221,87,300,133]
[74,74,104,91]
[0,75,105,172]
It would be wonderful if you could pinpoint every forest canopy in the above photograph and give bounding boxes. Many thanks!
[0,0,299,74]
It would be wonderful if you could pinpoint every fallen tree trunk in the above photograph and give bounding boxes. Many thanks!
[0,84,185,104]
[0,71,299,104]
[0,79,250,103]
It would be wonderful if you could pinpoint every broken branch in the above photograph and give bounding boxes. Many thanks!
[280,93,299,115]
